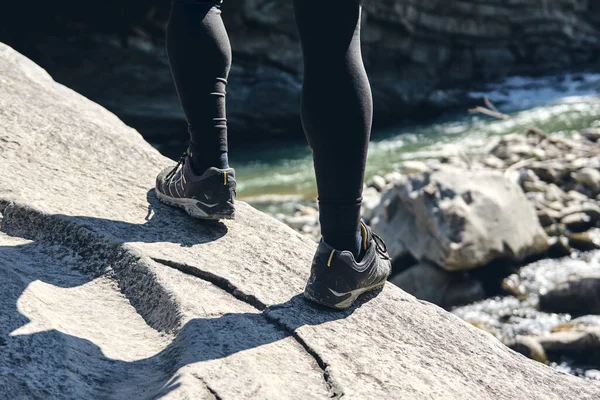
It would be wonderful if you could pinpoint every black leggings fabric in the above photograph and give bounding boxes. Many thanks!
[167,0,372,254]
[166,0,230,171]
[294,0,371,253]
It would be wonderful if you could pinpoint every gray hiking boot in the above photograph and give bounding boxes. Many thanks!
[155,151,236,220]
[304,221,392,309]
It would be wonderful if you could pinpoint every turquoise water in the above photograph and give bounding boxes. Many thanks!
[152,73,600,212]
[231,73,600,212]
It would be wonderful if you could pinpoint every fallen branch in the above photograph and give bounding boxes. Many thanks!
[468,106,510,120]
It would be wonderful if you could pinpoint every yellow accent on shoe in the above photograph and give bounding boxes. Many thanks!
[190,152,193,158]
[327,249,335,267]
[360,222,368,251]
[224,171,227,185]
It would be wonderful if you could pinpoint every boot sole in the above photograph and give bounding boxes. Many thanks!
[304,280,388,310]
[155,188,235,221]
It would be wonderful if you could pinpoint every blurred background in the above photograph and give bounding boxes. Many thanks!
[2,1,600,210]
[2,0,600,379]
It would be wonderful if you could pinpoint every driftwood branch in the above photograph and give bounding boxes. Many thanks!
[468,98,510,120]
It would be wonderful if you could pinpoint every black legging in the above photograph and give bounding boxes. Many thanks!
[167,0,372,255]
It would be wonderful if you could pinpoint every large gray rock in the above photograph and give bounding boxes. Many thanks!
[2,42,600,399]
[372,166,549,271]
[389,262,485,308]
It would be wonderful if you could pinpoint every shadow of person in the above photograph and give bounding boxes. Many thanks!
[1,234,369,398]
[44,189,228,247]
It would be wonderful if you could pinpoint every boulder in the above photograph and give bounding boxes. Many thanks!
[2,42,600,399]
[389,262,485,308]
[539,276,600,316]
[572,168,600,195]
[510,328,600,366]
[537,328,600,365]
[561,212,594,233]
[371,166,549,271]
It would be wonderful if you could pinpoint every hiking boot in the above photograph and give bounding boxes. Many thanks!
[304,221,392,309]
[155,151,236,220]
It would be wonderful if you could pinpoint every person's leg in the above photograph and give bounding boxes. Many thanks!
[293,0,372,260]
[155,0,236,221]
[166,0,231,175]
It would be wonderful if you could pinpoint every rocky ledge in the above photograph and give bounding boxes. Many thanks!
[3,43,600,399]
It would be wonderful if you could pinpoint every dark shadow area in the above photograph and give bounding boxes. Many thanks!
[44,189,228,247]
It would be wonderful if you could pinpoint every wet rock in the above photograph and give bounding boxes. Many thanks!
[567,190,590,202]
[581,128,600,143]
[539,276,600,316]
[482,156,505,170]
[547,236,572,258]
[552,315,600,332]
[529,161,572,185]
[361,187,382,224]
[383,171,403,185]
[546,201,565,211]
[398,161,429,175]
[536,328,600,364]
[508,336,548,364]
[568,229,600,251]
[389,262,485,308]
[523,180,547,193]
[294,204,318,217]
[537,208,555,227]
[560,203,600,222]
[572,168,600,194]
[543,184,568,203]
[544,223,567,238]
[283,215,317,231]
[371,166,549,271]
[368,175,387,192]
[561,212,593,233]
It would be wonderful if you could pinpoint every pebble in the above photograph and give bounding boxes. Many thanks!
[568,229,600,251]
[561,212,593,233]
[284,215,318,230]
[294,204,318,216]
[369,175,387,192]
[572,168,600,194]
[399,161,429,175]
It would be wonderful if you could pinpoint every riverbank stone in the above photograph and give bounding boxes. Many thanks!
[539,276,600,316]
[389,262,485,308]
[371,165,549,271]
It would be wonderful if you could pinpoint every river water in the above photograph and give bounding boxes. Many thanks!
[164,73,599,215]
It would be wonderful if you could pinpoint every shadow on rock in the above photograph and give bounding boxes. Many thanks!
[0,229,363,398]
[50,189,229,247]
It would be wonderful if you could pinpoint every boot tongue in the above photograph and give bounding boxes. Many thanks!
[359,220,372,253]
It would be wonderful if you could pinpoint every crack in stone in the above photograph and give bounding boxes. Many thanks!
[0,201,343,398]
[151,257,267,311]
[151,257,345,399]
[192,373,223,400]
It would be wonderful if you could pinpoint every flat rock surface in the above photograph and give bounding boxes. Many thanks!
[2,42,600,399]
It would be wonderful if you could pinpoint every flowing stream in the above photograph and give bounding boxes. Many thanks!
[177,73,600,215]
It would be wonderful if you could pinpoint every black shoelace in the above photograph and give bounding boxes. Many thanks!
[164,151,187,182]
[372,232,391,260]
